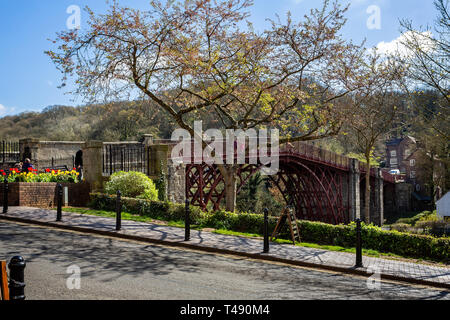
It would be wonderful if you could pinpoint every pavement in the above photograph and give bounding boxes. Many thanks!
[1,206,449,290]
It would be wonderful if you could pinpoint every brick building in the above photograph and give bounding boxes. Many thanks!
[385,136,418,176]
[385,136,446,211]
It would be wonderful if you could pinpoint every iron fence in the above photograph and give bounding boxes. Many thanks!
[103,144,148,176]
[1,141,20,164]
[38,156,75,171]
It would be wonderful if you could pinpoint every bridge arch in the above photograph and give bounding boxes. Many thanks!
[186,152,350,225]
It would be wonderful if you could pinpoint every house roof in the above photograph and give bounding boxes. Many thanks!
[386,136,417,147]
[386,138,403,146]
[436,192,450,204]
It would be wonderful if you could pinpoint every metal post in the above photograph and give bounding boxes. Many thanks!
[355,218,363,268]
[116,190,122,231]
[109,145,113,176]
[3,178,8,214]
[8,256,26,300]
[185,199,190,241]
[56,184,63,221]
[263,208,269,253]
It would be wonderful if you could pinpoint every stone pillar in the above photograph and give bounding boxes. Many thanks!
[142,134,154,146]
[167,159,186,204]
[19,138,40,164]
[349,159,361,221]
[82,141,104,192]
[373,168,384,226]
[148,145,169,177]
[148,144,186,204]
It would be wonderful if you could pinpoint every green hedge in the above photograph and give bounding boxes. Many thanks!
[89,193,450,263]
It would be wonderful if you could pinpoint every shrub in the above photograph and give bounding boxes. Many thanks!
[390,223,416,234]
[105,171,158,201]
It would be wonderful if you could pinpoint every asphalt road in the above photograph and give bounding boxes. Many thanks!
[0,221,448,301]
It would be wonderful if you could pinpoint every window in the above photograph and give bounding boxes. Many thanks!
[390,150,397,157]
[410,171,416,179]
[410,159,416,167]
[405,149,411,158]
[390,158,398,166]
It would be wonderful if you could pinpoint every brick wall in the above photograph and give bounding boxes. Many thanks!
[0,182,91,208]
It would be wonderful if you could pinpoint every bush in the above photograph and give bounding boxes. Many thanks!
[89,193,450,263]
[390,223,416,234]
[105,171,158,201]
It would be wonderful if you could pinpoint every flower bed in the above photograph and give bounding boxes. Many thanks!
[1,168,80,183]
[0,168,89,208]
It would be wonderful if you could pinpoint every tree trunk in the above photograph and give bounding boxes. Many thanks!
[365,158,371,225]
[219,165,238,212]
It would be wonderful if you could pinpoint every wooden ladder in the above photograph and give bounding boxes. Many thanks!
[271,206,301,245]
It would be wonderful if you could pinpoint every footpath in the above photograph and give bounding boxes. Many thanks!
[1,207,449,290]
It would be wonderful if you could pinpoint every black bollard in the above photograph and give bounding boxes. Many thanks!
[56,184,63,221]
[263,208,269,253]
[8,256,26,300]
[2,178,8,214]
[185,199,190,241]
[355,218,363,268]
[116,191,122,231]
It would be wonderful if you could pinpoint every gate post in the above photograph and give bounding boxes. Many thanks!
[185,200,191,241]
[355,219,363,268]
[263,208,269,253]
[56,184,63,221]
[82,141,104,192]
[2,178,8,214]
[116,190,122,231]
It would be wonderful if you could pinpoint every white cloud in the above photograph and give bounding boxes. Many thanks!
[376,31,434,57]
[0,104,15,117]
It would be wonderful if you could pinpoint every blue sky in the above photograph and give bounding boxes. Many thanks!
[0,0,437,116]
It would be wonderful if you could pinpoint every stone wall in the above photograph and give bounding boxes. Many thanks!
[0,182,90,208]
[19,139,84,169]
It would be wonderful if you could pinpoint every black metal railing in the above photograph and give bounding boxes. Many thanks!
[1,141,19,164]
[39,156,75,171]
[103,144,148,176]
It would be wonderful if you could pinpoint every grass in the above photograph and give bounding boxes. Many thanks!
[213,229,403,259]
[58,207,447,266]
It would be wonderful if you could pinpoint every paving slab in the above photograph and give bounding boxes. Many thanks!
[1,207,449,289]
